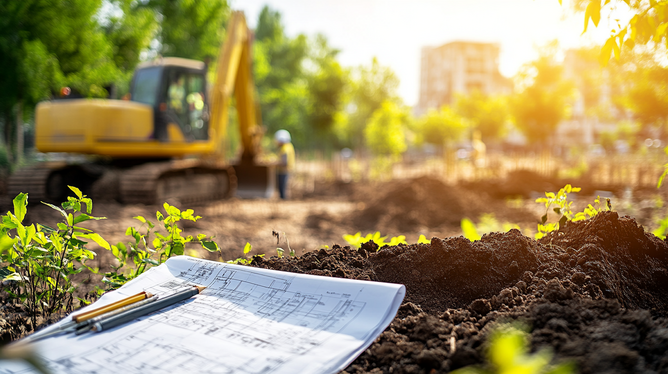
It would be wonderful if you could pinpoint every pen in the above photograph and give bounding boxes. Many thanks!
[19,291,152,344]
[73,291,152,323]
[89,285,206,333]
[74,295,160,335]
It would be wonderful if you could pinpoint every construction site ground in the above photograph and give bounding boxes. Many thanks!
[3,168,668,373]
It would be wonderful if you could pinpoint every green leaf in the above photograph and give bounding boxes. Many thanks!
[2,272,23,282]
[0,234,17,254]
[42,201,68,220]
[558,215,568,229]
[82,197,93,214]
[584,0,602,34]
[75,233,110,250]
[541,214,548,225]
[172,242,184,256]
[417,234,430,244]
[156,211,164,221]
[243,242,251,254]
[68,185,83,199]
[461,218,481,241]
[202,241,219,252]
[12,193,28,223]
[141,258,159,266]
[67,213,74,227]
[135,216,146,224]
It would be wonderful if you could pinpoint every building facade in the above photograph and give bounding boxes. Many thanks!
[416,41,511,116]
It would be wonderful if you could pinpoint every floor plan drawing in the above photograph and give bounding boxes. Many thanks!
[2,256,405,374]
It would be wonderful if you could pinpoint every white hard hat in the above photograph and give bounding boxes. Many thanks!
[274,129,291,143]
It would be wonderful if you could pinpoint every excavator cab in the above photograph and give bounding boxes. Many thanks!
[131,63,210,143]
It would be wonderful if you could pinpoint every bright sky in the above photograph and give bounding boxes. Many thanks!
[230,0,626,106]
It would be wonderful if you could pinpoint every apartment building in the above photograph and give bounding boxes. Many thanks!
[416,41,511,116]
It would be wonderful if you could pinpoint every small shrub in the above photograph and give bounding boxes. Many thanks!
[535,184,609,239]
[343,231,415,249]
[103,203,220,289]
[0,187,108,329]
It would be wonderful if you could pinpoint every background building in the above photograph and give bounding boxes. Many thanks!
[416,41,511,116]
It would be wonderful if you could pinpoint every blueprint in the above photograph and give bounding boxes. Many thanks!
[2,256,405,374]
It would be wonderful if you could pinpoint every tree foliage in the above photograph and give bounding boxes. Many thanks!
[511,42,574,145]
[337,58,401,149]
[364,101,408,156]
[454,92,509,142]
[146,0,229,61]
[416,106,468,147]
[571,0,668,64]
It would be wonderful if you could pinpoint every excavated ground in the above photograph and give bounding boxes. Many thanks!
[2,172,668,373]
[251,212,668,373]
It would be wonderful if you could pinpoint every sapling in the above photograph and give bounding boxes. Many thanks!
[0,187,108,330]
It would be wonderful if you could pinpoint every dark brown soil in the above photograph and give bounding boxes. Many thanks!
[3,173,668,373]
[250,211,668,373]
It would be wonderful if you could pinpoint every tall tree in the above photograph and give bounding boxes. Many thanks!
[0,0,126,164]
[511,42,574,145]
[416,106,468,148]
[253,6,309,147]
[454,92,509,142]
[146,0,229,61]
[365,101,407,157]
[305,34,347,145]
[340,58,400,150]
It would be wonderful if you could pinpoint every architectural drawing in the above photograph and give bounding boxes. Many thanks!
[2,257,404,374]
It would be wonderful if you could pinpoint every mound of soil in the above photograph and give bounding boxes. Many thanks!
[250,211,668,373]
[352,176,529,233]
[462,169,560,199]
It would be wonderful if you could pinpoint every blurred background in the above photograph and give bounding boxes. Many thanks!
[3,0,668,255]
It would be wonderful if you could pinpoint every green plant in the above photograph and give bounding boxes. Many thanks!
[461,214,521,241]
[535,184,609,239]
[659,146,668,188]
[417,234,430,244]
[273,231,295,258]
[653,215,668,239]
[0,187,109,330]
[227,242,257,265]
[342,231,411,249]
[452,323,574,374]
[103,203,220,289]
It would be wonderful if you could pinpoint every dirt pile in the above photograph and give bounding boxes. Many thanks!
[353,176,499,232]
[250,211,668,373]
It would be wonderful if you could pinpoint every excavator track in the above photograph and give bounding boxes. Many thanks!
[7,160,236,206]
[119,160,236,205]
[7,163,61,202]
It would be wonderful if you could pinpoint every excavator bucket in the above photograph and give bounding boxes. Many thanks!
[233,163,275,199]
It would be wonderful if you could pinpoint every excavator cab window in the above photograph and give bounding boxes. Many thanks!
[162,69,209,141]
[131,66,162,106]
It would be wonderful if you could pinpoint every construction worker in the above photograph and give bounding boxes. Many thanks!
[274,129,295,199]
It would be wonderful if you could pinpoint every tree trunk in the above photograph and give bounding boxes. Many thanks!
[16,101,23,164]
[3,110,12,165]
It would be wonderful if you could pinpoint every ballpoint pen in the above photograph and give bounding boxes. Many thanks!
[87,285,206,333]
[18,291,153,344]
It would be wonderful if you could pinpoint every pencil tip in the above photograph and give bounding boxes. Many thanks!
[195,285,206,293]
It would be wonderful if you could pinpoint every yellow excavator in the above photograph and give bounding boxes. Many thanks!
[8,11,274,204]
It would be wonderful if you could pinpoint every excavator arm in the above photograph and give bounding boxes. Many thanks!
[209,11,262,162]
[208,11,274,198]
